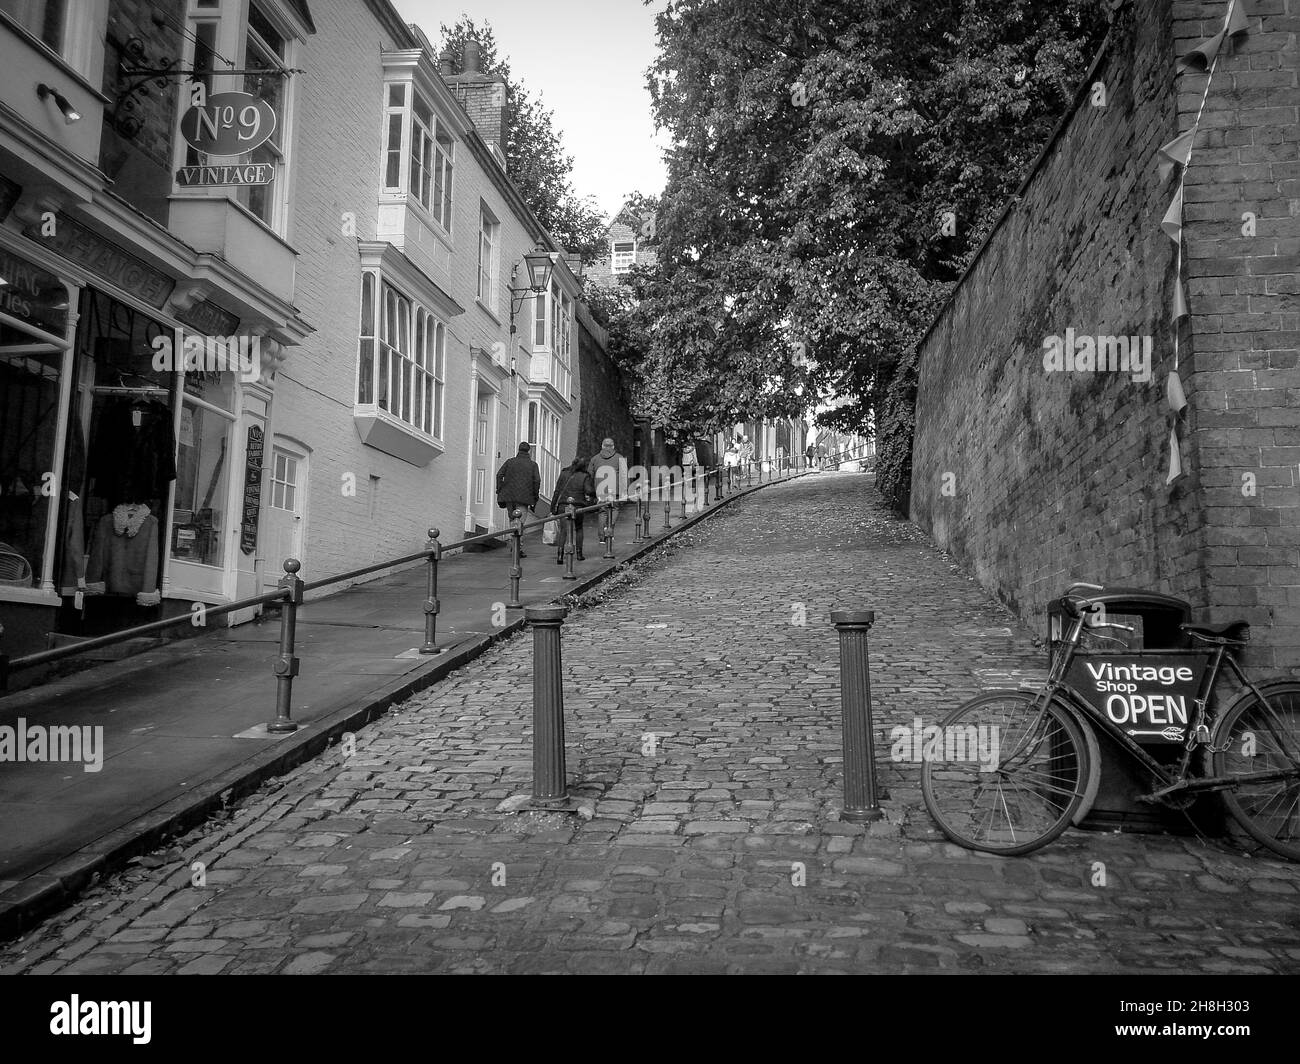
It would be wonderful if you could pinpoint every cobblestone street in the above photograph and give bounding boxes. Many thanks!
[4,473,1298,975]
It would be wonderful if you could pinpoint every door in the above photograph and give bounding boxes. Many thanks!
[471,387,495,529]
[262,444,305,589]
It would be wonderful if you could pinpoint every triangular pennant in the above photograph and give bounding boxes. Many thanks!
[1227,0,1251,37]
[1166,425,1184,484]
[1167,369,1188,413]
[1157,130,1195,182]
[1177,28,1226,73]
[1172,278,1189,321]
[1161,187,1184,244]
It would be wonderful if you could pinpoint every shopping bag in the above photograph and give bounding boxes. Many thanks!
[542,522,557,546]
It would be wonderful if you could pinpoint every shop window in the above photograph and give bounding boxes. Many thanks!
[171,360,235,569]
[0,323,64,590]
[63,289,177,603]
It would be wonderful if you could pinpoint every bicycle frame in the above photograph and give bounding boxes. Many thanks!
[1022,609,1299,800]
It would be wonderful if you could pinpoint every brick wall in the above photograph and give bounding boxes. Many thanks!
[575,304,634,462]
[910,0,1300,675]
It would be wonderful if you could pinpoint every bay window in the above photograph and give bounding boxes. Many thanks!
[384,83,454,233]
[355,273,445,442]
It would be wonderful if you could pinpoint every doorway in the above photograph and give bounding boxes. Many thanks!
[262,441,306,589]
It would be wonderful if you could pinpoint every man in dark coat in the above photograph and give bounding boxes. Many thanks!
[496,443,541,556]
[552,457,595,564]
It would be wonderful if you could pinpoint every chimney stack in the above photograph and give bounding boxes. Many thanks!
[443,41,508,167]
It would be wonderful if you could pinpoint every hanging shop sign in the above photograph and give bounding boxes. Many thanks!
[24,214,175,309]
[241,425,264,556]
[179,91,277,156]
[0,245,68,337]
[175,163,275,188]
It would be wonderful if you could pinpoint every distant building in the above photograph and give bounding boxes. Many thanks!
[586,203,659,290]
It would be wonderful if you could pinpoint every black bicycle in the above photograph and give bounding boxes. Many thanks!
[921,582,1300,860]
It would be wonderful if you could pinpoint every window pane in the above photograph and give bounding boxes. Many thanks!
[385,114,403,188]
[360,274,374,337]
[388,83,405,107]
[172,402,233,568]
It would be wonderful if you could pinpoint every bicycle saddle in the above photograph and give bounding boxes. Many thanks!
[1181,620,1250,643]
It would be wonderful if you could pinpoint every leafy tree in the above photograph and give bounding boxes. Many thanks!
[641,0,1110,508]
[438,17,606,261]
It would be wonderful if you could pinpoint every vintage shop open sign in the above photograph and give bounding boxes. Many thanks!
[1066,653,1209,745]
[180,91,276,156]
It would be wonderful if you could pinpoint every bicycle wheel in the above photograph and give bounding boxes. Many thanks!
[1212,682,1300,862]
[921,691,1091,856]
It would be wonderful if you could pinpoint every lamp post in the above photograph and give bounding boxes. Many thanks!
[507,244,557,478]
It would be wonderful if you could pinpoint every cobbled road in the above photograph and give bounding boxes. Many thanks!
[4,474,1298,974]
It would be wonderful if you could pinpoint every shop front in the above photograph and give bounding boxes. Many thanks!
[0,225,276,661]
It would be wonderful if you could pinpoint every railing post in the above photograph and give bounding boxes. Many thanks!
[268,558,304,733]
[747,460,753,487]
[641,491,652,538]
[713,465,722,501]
[602,500,615,559]
[507,509,524,610]
[526,604,569,803]
[563,498,577,580]
[680,471,689,518]
[420,528,443,654]
[663,474,673,530]
[830,609,883,821]
[633,494,643,542]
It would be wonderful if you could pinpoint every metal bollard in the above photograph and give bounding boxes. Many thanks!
[831,610,883,821]
[641,492,652,538]
[747,461,753,487]
[714,465,722,501]
[602,500,615,559]
[633,495,643,542]
[419,528,443,653]
[563,498,577,580]
[507,509,524,610]
[663,478,673,530]
[526,604,569,803]
[268,558,304,732]
[680,473,689,518]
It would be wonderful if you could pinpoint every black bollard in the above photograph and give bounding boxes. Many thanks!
[563,498,577,580]
[831,610,883,821]
[419,529,443,653]
[633,495,643,542]
[713,465,722,502]
[602,500,615,559]
[526,604,569,803]
[507,509,524,610]
[268,558,304,732]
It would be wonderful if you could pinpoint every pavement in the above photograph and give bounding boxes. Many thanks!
[2,472,1298,974]
[0,467,778,938]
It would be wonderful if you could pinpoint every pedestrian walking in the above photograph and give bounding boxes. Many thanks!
[723,442,740,489]
[587,437,628,535]
[739,435,754,480]
[805,442,817,471]
[552,457,595,563]
[496,442,541,556]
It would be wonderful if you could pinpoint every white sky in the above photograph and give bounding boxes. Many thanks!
[392,0,670,221]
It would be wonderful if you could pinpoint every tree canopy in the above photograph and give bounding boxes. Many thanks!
[633,0,1111,500]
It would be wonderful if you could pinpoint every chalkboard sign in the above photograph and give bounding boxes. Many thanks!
[241,425,264,555]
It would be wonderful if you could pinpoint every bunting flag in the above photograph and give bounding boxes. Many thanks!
[1157,130,1195,183]
[1176,0,1251,72]
[1159,0,1251,483]
[1160,187,1183,243]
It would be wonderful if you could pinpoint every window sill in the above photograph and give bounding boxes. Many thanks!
[0,586,60,606]
[353,406,444,466]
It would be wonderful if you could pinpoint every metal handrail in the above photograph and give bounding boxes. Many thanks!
[0,450,828,715]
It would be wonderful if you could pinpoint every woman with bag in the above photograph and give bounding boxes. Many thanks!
[551,457,595,564]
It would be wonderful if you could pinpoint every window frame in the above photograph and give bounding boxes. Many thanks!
[477,204,499,314]
[612,240,636,273]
